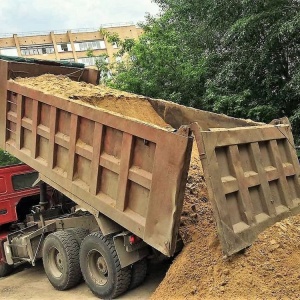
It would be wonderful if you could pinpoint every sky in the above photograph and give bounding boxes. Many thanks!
[0,0,160,34]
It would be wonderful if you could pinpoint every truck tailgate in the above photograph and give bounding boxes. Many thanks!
[192,123,300,256]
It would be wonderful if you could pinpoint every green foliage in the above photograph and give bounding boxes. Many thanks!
[87,49,111,83]
[100,29,136,56]
[203,1,300,114]
[101,1,300,141]
[0,150,21,166]
[290,108,300,144]
[106,14,207,106]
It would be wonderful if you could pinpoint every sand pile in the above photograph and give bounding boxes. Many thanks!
[152,145,300,300]
[13,74,171,129]
[178,142,211,244]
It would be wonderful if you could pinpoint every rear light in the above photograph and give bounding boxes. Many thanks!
[129,235,140,245]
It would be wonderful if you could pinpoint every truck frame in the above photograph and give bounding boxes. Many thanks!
[0,56,299,298]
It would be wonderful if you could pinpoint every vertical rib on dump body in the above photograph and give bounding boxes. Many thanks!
[0,59,192,257]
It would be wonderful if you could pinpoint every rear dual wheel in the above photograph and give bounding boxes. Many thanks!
[43,229,146,298]
[80,232,131,299]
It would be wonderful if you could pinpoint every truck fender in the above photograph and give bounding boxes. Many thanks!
[113,232,149,268]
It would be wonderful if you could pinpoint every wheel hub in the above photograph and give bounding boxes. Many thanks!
[48,247,64,278]
[96,257,108,275]
[87,249,109,286]
[55,252,64,271]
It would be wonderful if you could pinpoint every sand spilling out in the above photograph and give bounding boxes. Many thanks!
[13,74,171,129]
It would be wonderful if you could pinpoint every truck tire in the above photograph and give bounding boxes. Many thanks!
[129,258,148,290]
[0,262,13,277]
[80,232,131,299]
[43,231,81,290]
[66,228,89,246]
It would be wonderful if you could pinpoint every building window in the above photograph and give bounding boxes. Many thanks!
[62,44,68,51]
[57,43,72,52]
[20,45,54,56]
[0,47,18,56]
[74,40,106,52]
[77,56,109,67]
[77,57,95,66]
[99,41,106,49]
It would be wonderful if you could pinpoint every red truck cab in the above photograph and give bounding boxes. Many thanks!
[0,164,40,270]
[0,164,39,228]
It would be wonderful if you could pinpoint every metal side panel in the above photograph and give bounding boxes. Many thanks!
[0,60,9,149]
[3,81,192,257]
[0,59,98,147]
[148,97,262,130]
[192,123,300,256]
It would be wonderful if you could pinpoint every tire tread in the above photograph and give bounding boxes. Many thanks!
[82,232,131,299]
[43,231,81,290]
[129,258,148,290]
[0,262,13,277]
[66,228,89,246]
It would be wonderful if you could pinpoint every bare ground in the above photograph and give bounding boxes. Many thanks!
[0,260,170,300]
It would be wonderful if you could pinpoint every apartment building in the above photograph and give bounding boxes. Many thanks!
[0,23,143,66]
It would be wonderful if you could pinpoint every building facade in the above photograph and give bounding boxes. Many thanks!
[0,23,143,66]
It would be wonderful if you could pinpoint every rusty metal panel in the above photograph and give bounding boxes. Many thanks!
[5,60,99,84]
[193,123,300,256]
[0,59,99,148]
[148,97,262,130]
[2,80,191,257]
[0,60,9,149]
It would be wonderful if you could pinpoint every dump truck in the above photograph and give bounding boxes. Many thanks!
[0,56,300,299]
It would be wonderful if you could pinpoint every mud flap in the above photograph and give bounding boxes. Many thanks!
[113,233,149,268]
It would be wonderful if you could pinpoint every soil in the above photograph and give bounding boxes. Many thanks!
[179,142,210,244]
[151,144,300,300]
[13,75,171,129]
[0,260,169,300]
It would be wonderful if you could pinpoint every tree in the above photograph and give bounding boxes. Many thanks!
[106,1,300,142]
[87,49,111,83]
[107,14,207,106]
[202,0,300,124]
[154,1,300,122]
[0,150,21,166]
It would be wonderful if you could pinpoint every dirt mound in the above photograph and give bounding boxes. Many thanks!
[179,142,211,244]
[13,75,171,129]
[152,145,300,300]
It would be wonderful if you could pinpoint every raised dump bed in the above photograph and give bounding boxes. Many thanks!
[0,61,193,257]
